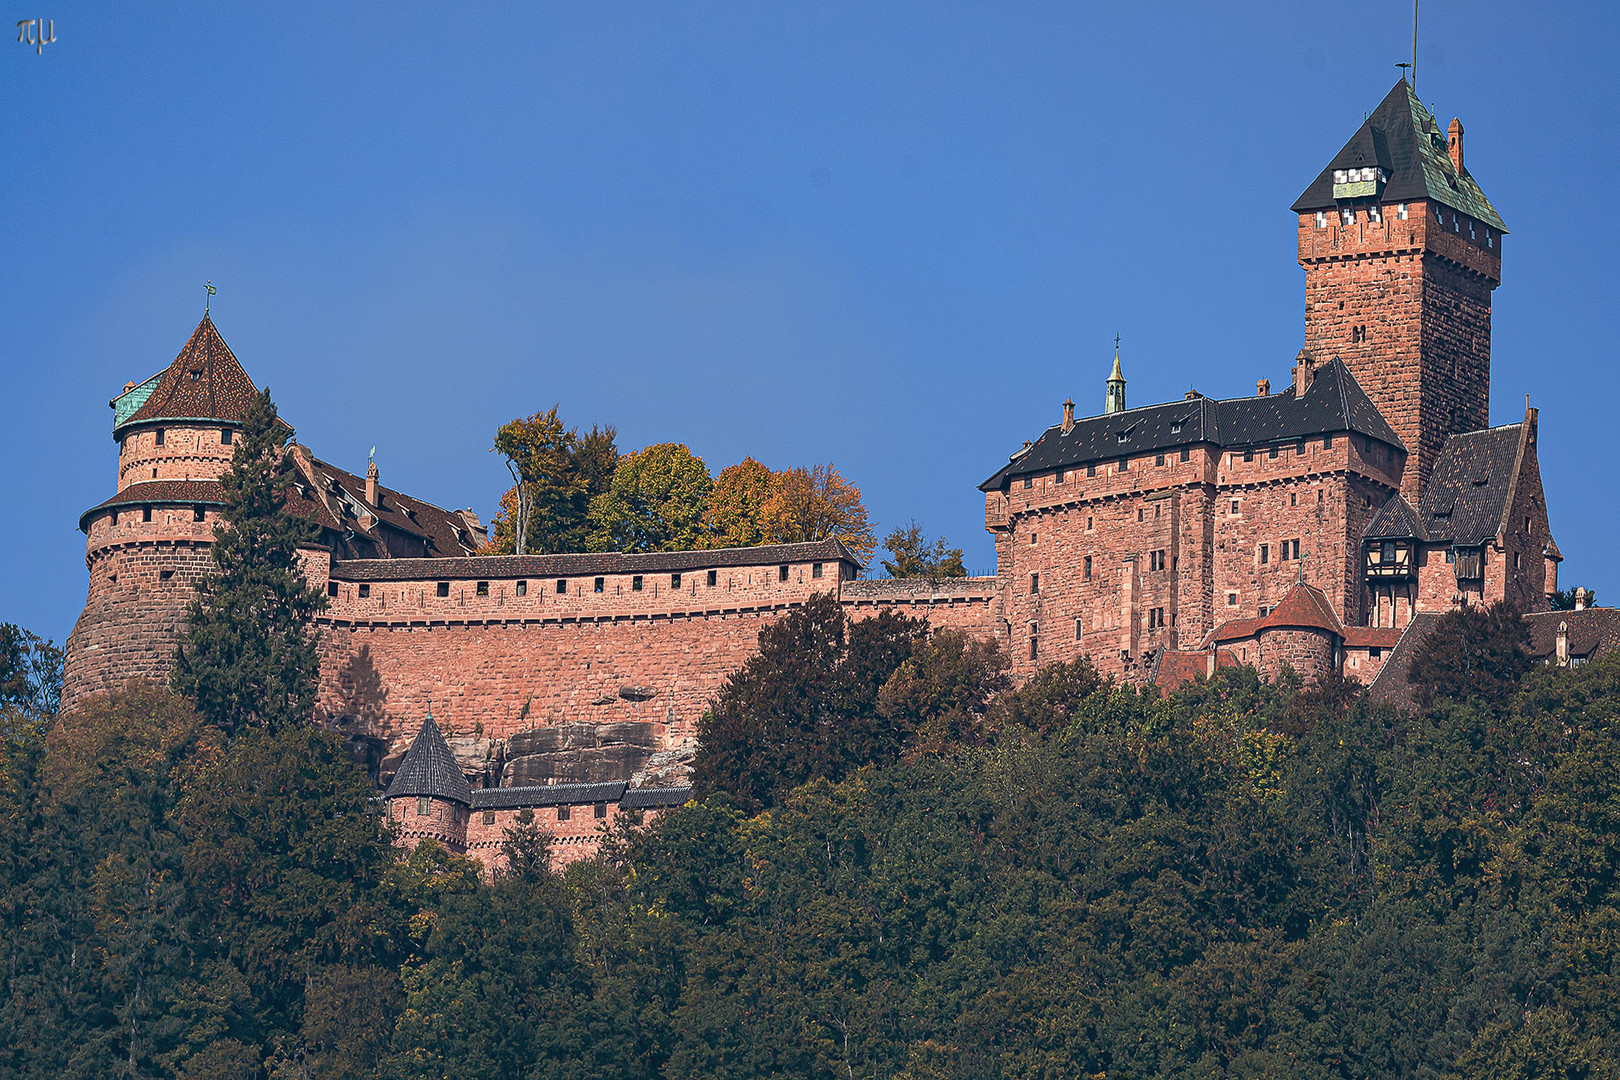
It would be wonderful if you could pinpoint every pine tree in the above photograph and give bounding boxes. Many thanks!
[172,388,327,733]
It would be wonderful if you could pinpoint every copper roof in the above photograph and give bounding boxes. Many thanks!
[117,315,262,437]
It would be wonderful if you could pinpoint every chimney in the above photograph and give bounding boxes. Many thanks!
[1448,117,1465,174]
[366,459,380,507]
[1256,379,1270,397]
[1206,646,1218,679]
[1557,621,1570,666]
[123,380,136,393]
[1184,389,1202,400]
[1575,587,1588,612]
[1292,350,1316,397]
[1061,399,1075,434]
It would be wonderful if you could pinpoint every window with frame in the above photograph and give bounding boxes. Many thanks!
[416,797,430,817]
[812,562,823,579]
[358,584,371,598]
[221,428,232,445]
[436,581,449,597]
[1243,448,1254,462]
[594,803,608,819]
[1030,573,1039,595]
[778,565,789,582]
[1259,544,1270,565]
[556,578,567,594]
[143,505,153,522]
[1155,453,1165,467]
[476,581,489,597]
[1227,593,1238,606]
[1087,464,1096,477]
[1083,556,1092,580]
[155,428,165,446]
[482,810,495,824]
[1268,445,1279,459]
[1324,434,1334,449]
[1023,477,1033,489]
[1150,550,1166,572]
[515,580,527,596]
[632,575,643,591]
[1148,607,1165,630]
[671,573,682,589]
[594,577,605,593]
[517,808,534,823]
[193,505,206,522]
[328,582,339,597]
[1180,447,1191,462]
[1075,618,1083,641]
[557,805,570,821]
[707,569,718,587]
[1029,626,1038,660]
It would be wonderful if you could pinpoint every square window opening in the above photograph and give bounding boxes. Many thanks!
[812,562,823,579]
[778,565,789,582]
[221,428,232,445]
[476,581,489,597]
[632,575,643,591]
[436,582,449,597]
[594,577,605,593]
[358,583,371,598]
[515,580,527,596]
[594,802,608,819]
[557,805,570,822]
[707,569,718,587]
[671,572,682,589]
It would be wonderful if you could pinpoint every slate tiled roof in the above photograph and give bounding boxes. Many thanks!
[117,315,263,437]
[1366,613,1443,710]
[981,359,1401,491]
[1524,609,1620,663]
[470,782,627,810]
[1291,80,1507,232]
[293,453,482,558]
[1365,423,1527,547]
[619,786,693,810]
[330,538,859,583]
[1363,494,1425,541]
[384,714,474,804]
[79,480,227,531]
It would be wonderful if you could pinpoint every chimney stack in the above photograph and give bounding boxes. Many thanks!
[1575,587,1589,612]
[1256,379,1270,397]
[1448,117,1465,174]
[1061,399,1075,434]
[1292,350,1316,397]
[123,380,136,393]
[366,459,380,507]
[1557,621,1570,666]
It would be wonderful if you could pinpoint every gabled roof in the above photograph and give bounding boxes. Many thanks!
[116,315,262,438]
[981,358,1401,491]
[1203,581,1344,646]
[1291,79,1507,232]
[384,713,473,805]
[1524,608,1620,662]
[1364,494,1424,540]
[1414,423,1524,546]
[289,451,484,558]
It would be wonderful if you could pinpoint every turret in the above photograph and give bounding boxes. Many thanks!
[384,710,472,853]
[1104,344,1127,415]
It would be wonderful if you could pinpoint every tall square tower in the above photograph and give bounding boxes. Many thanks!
[1292,80,1505,505]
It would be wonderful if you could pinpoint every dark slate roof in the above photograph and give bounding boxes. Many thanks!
[1416,423,1524,546]
[471,782,627,810]
[79,480,226,531]
[293,452,483,557]
[117,315,263,438]
[330,538,859,582]
[981,359,1401,490]
[1364,494,1425,540]
[1366,613,1444,710]
[619,786,693,810]
[1525,608,1620,662]
[1291,80,1507,231]
[384,714,474,804]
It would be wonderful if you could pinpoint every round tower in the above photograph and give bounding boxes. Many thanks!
[383,711,472,854]
[60,315,260,712]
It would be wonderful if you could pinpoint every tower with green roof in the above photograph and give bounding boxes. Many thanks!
[1292,79,1506,505]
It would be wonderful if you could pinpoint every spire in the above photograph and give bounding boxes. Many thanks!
[116,314,262,438]
[384,708,473,805]
[1105,336,1127,415]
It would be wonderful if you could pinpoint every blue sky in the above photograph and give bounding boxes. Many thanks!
[3,2,1616,648]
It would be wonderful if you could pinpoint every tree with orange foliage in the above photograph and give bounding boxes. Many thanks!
[760,462,875,563]
[704,457,780,549]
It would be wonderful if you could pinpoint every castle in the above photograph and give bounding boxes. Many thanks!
[61,79,1566,868]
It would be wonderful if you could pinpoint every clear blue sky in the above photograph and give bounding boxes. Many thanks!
[4,2,1616,649]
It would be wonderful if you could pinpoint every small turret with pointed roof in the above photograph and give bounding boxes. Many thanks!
[385,707,473,805]
[1104,342,1127,415]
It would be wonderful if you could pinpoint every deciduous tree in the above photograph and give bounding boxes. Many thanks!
[704,457,780,549]
[880,520,967,581]
[760,462,875,563]
[587,442,714,553]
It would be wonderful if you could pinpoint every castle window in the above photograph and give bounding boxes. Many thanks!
[1117,433,1128,444]
[1029,573,1039,595]
[1231,500,1239,514]
[482,810,495,824]
[155,429,165,446]
[1340,207,1354,226]
[553,578,567,594]
[1075,618,1083,641]
[1084,555,1092,580]
[671,573,682,589]
[1318,489,1324,503]
[1149,607,1165,630]
[191,503,206,521]
[1315,211,1327,228]
[557,805,570,822]
[1296,440,1306,456]
[1290,492,1297,507]
[1029,625,1038,660]
[1138,509,1144,522]
[1086,517,1093,530]
[1118,458,1127,473]
[1054,469,1063,483]
[476,581,489,597]
[1368,647,1382,660]
[812,562,823,579]
[1181,447,1191,462]
[111,511,118,526]
[515,580,526,596]
[1260,545,1270,565]
[436,582,449,597]
[358,584,371,598]
[632,575,644,591]
[160,569,174,581]
[518,808,534,823]
[221,428,232,445]
[328,582,339,597]
[594,577,605,593]
[1469,221,1476,240]
[1436,205,1445,223]
[1398,203,1408,220]
[1155,453,1165,467]
[1369,204,1382,223]
[1268,445,1279,459]
[416,798,430,817]
[778,565,789,582]
[1023,477,1033,489]
[1087,464,1096,477]
[1030,533,1037,546]
[707,570,718,586]
[594,802,608,819]
[1243,449,1254,462]
[1324,434,1334,449]
[1228,593,1238,606]
[1150,550,1166,572]
[142,505,153,522]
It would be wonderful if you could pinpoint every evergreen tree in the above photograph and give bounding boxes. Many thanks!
[172,388,328,734]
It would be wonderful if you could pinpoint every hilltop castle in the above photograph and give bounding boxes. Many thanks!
[61,80,1566,868]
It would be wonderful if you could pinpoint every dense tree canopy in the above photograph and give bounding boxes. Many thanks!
[880,520,967,580]
[585,442,716,553]
[171,388,328,734]
[488,407,618,555]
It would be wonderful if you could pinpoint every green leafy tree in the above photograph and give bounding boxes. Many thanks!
[172,388,327,734]
[587,442,714,553]
[880,521,968,581]
[1549,585,1597,611]
[490,407,617,555]
[1407,600,1533,710]
[0,623,62,724]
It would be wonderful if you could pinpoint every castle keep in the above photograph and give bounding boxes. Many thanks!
[61,80,1563,866]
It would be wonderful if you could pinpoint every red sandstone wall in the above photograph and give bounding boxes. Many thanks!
[1256,627,1337,687]
[117,423,236,491]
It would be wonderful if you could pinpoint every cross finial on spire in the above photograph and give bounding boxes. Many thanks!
[1114,332,1121,352]
[204,280,216,315]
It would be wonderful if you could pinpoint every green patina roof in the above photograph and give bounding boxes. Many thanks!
[110,372,163,433]
[1292,80,1507,233]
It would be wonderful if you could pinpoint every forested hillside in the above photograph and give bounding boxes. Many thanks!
[4,599,1620,1078]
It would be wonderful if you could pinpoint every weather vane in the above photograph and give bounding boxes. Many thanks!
[204,280,216,315]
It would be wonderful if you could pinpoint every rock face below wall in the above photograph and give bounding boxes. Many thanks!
[502,722,662,786]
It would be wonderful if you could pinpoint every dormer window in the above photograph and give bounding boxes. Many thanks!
[1331,166,1384,199]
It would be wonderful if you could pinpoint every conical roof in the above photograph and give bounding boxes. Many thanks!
[116,314,262,437]
[384,712,473,804]
[1291,79,1506,232]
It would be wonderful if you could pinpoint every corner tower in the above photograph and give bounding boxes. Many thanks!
[1293,80,1505,505]
[61,315,262,712]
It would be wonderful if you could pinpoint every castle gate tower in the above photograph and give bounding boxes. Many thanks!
[1292,80,1506,505]
[61,315,260,712]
